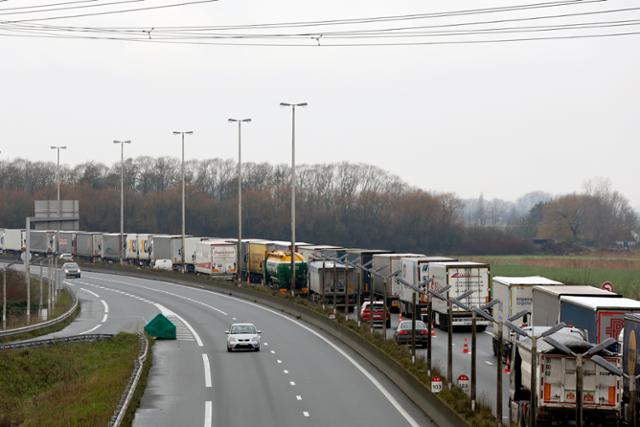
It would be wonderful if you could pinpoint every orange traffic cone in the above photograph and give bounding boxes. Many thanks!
[504,353,512,374]
[463,338,470,354]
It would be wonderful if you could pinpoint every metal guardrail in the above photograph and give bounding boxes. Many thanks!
[110,333,150,427]
[0,285,79,338]
[0,333,113,351]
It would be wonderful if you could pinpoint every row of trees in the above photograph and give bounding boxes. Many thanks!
[0,158,637,253]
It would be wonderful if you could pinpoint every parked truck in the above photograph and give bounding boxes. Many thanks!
[29,230,56,254]
[194,240,237,278]
[398,256,457,321]
[137,233,153,265]
[509,326,621,426]
[57,231,77,255]
[560,296,640,347]
[490,276,564,357]
[298,245,345,263]
[3,229,25,253]
[622,313,640,425]
[101,233,122,260]
[76,231,101,261]
[371,253,425,313]
[151,235,184,266]
[308,260,357,305]
[125,234,138,261]
[532,285,621,327]
[427,261,491,329]
[344,249,393,296]
[264,251,307,291]
[245,240,275,283]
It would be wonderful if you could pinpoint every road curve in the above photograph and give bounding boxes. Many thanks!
[72,270,436,427]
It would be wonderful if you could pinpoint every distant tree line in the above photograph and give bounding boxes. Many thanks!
[0,158,636,254]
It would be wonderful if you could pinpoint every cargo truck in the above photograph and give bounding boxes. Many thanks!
[371,253,425,313]
[151,235,184,266]
[29,230,56,254]
[76,231,101,261]
[57,231,77,255]
[398,257,457,320]
[509,326,621,426]
[308,260,357,305]
[194,240,237,278]
[3,229,25,253]
[246,240,275,283]
[184,237,210,272]
[264,251,307,291]
[532,285,621,327]
[622,313,640,425]
[490,276,564,357]
[345,249,393,296]
[137,233,153,265]
[560,297,640,347]
[298,245,345,262]
[427,261,491,329]
[125,234,138,261]
[101,233,122,260]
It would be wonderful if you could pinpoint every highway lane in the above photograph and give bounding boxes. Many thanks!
[80,271,436,427]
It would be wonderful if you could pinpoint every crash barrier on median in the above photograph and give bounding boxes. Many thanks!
[0,333,113,351]
[109,333,150,427]
[0,286,79,339]
[86,266,470,427]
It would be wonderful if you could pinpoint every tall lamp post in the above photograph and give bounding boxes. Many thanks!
[228,118,251,286]
[113,140,131,265]
[280,102,307,295]
[173,131,194,272]
[50,145,66,307]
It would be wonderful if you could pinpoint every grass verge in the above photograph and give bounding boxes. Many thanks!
[0,332,145,426]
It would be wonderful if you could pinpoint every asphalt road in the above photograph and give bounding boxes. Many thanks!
[42,269,436,427]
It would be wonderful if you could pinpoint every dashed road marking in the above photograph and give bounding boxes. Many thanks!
[101,299,109,313]
[290,381,296,386]
[296,395,302,401]
[277,360,282,364]
[204,401,212,427]
[101,313,108,323]
[202,354,212,388]
[79,288,100,298]
[270,350,276,354]
[264,342,269,346]
[485,361,494,366]
[283,369,289,374]
[155,303,203,346]
[79,324,102,334]
[303,411,310,417]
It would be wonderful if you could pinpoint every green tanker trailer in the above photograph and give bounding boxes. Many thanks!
[264,251,308,293]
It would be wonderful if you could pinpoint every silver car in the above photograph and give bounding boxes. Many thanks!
[226,323,261,352]
[63,262,81,278]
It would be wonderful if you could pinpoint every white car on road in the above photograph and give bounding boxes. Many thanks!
[226,323,261,352]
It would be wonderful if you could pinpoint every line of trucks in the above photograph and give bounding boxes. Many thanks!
[2,227,640,425]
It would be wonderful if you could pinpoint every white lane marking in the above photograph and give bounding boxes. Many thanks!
[232,317,237,321]
[283,369,289,374]
[79,324,102,334]
[63,280,75,287]
[264,342,269,346]
[290,381,296,386]
[204,401,212,427]
[79,288,100,298]
[87,272,420,426]
[86,276,228,316]
[101,299,109,313]
[101,314,108,323]
[202,354,212,388]
[485,361,494,366]
[270,350,276,354]
[303,411,310,417]
[296,395,302,401]
[277,360,282,364]
[154,303,203,347]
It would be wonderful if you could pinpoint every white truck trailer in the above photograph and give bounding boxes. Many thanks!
[137,233,153,265]
[125,234,138,261]
[151,235,184,266]
[398,256,457,320]
[308,260,357,305]
[101,233,122,260]
[194,240,237,278]
[510,327,621,426]
[427,261,491,329]
[490,276,564,357]
[532,285,621,327]
[372,253,425,313]
[3,229,24,253]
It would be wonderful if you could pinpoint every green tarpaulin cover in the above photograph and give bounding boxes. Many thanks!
[144,313,176,340]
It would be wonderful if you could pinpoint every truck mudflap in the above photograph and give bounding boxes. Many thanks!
[511,401,620,426]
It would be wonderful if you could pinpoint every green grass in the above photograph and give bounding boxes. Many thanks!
[0,333,143,427]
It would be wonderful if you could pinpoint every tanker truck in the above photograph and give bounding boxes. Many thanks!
[264,251,307,292]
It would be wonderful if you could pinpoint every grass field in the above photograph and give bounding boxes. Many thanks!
[470,252,640,299]
[0,333,140,426]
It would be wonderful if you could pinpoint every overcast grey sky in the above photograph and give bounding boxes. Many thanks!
[2,0,639,205]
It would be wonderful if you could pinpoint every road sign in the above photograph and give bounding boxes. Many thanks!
[431,376,443,394]
[20,252,32,262]
[457,374,470,395]
[601,281,614,292]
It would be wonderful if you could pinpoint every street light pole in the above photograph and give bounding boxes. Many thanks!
[50,145,67,202]
[113,140,131,265]
[173,131,194,273]
[280,102,307,295]
[228,118,251,286]
[50,145,66,298]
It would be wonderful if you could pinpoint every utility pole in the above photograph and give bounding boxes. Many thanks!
[280,102,307,295]
[50,145,66,303]
[113,140,131,265]
[228,118,251,286]
[172,131,193,273]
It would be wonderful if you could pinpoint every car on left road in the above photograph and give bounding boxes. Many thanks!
[226,323,261,352]
[63,262,81,278]
[59,253,74,262]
